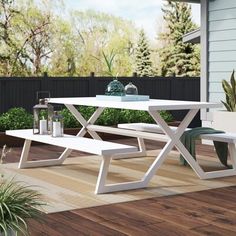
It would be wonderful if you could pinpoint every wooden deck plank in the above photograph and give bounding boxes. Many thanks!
[185,186,236,209]
[73,204,164,225]
[193,224,236,236]
[122,200,209,229]
[49,211,126,236]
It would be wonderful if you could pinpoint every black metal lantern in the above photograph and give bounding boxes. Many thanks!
[33,98,54,135]
[52,111,64,137]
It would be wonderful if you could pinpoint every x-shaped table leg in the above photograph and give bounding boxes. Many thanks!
[56,105,105,163]
[94,109,202,193]
[142,109,205,184]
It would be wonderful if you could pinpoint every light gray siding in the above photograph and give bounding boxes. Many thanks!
[208,0,236,105]
[209,40,236,51]
[209,30,236,41]
[209,51,236,62]
[209,0,236,11]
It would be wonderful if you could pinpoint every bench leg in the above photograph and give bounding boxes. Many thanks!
[95,155,111,194]
[196,143,236,179]
[18,139,66,169]
[228,143,236,168]
[18,140,31,168]
[202,143,236,179]
[95,155,146,194]
[112,137,147,160]
[138,137,146,152]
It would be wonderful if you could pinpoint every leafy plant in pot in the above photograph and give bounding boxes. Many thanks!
[0,145,45,236]
[221,70,236,111]
[212,70,236,132]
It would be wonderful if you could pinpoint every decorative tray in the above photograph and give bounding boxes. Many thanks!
[96,95,149,101]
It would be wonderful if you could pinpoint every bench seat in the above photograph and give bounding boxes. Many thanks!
[118,123,236,144]
[6,129,139,194]
[118,123,236,179]
[6,129,137,156]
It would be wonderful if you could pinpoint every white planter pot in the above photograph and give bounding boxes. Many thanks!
[212,111,236,133]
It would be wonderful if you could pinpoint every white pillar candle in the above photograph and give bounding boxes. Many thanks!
[39,119,47,134]
[52,121,62,137]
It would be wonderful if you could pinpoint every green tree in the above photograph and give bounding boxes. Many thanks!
[135,29,153,77]
[0,0,28,76]
[0,1,138,76]
[0,0,55,76]
[158,1,200,77]
[49,18,79,76]
[70,10,137,76]
[18,1,53,75]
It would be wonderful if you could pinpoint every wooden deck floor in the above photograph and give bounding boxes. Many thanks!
[28,186,236,236]
[2,138,236,236]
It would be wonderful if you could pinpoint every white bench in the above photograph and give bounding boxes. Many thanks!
[6,129,139,194]
[118,123,236,179]
[118,123,236,143]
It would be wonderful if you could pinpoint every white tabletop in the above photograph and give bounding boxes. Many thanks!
[48,97,222,111]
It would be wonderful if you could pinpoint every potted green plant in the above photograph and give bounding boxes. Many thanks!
[0,145,46,236]
[212,70,236,132]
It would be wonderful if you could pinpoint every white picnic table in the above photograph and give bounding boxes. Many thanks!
[8,97,233,194]
[48,98,229,187]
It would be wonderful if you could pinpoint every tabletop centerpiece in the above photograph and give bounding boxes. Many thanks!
[105,79,125,96]
[124,82,138,95]
[97,78,149,102]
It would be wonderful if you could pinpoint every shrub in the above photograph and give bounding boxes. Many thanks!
[78,106,96,121]
[96,108,121,126]
[60,108,81,128]
[61,106,173,128]
[119,109,173,124]
[159,110,174,123]
[61,106,97,128]
[0,106,173,131]
[0,108,33,132]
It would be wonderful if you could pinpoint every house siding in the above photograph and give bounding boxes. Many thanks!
[208,0,236,106]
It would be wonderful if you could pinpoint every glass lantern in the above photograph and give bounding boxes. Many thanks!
[125,82,138,95]
[33,98,54,135]
[52,111,64,137]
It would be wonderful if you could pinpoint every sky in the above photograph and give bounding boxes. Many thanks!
[63,0,200,40]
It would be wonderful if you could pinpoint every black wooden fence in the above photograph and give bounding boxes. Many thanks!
[0,74,200,127]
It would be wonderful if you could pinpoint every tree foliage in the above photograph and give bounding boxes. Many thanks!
[18,1,53,75]
[135,29,153,77]
[0,1,138,76]
[70,10,137,76]
[158,1,200,77]
[0,0,200,77]
[0,0,23,75]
